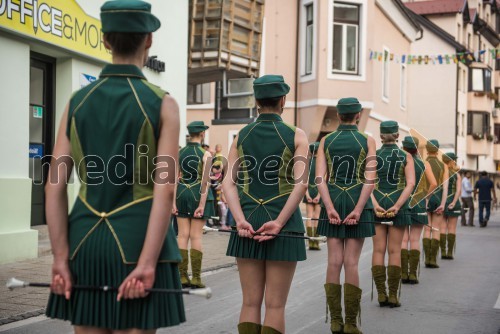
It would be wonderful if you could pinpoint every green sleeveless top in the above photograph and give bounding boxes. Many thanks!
[427,156,445,205]
[236,113,303,232]
[179,143,205,184]
[307,156,318,198]
[66,64,180,264]
[374,144,408,208]
[409,155,426,210]
[323,124,373,216]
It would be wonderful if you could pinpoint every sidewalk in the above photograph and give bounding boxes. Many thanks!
[0,226,234,325]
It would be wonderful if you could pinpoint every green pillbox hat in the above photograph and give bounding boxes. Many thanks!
[442,152,457,163]
[309,142,319,153]
[101,0,161,33]
[187,121,209,133]
[426,139,439,153]
[402,136,419,150]
[380,120,399,134]
[337,97,362,114]
[253,75,290,100]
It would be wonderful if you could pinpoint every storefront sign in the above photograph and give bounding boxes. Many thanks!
[29,143,44,158]
[80,73,96,88]
[0,0,111,62]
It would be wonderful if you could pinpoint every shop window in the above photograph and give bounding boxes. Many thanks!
[332,2,359,74]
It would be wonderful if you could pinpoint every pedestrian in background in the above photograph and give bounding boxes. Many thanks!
[45,1,185,330]
[461,171,474,226]
[474,171,497,227]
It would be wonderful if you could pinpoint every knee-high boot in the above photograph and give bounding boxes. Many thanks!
[440,234,447,259]
[237,322,262,334]
[190,249,205,288]
[401,249,409,283]
[324,283,343,334]
[408,250,420,284]
[306,226,314,250]
[343,283,363,334]
[179,249,190,288]
[261,326,281,334]
[447,234,456,260]
[429,239,440,268]
[387,265,401,308]
[422,238,431,267]
[371,266,388,307]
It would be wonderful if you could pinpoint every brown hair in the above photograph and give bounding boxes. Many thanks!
[104,32,148,56]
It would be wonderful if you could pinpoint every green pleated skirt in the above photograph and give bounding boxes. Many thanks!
[444,199,461,217]
[226,206,306,262]
[176,182,215,219]
[409,206,428,225]
[46,223,185,330]
[427,191,443,213]
[317,207,375,238]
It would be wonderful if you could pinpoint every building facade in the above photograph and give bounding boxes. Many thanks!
[0,0,188,263]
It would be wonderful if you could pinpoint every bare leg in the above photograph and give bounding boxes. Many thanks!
[409,225,424,250]
[312,204,321,228]
[326,238,345,284]
[429,213,444,240]
[447,217,458,234]
[237,258,265,325]
[372,225,388,266]
[189,219,206,251]
[387,226,405,267]
[177,217,191,250]
[423,213,432,239]
[343,238,365,286]
[401,226,410,250]
[439,218,448,236]
[263,260,297,333]
[305,203,314,228]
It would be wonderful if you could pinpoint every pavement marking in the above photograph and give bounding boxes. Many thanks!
[0,315,48,332]
[494,292,500,309]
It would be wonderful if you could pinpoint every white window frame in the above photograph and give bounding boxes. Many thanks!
[299,0,317,82]
[327,0,367,82]
[382,46,390,103]
[400,63,407,110]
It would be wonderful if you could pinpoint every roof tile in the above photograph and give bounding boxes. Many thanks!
[405,0,467,15]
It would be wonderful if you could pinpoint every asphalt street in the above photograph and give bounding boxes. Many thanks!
[1,221,500,334]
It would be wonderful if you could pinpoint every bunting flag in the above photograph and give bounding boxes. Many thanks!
[368,48,500,65]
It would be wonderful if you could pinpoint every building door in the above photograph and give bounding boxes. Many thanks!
[29,53,55,226]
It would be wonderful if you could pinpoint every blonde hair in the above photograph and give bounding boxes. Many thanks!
[380,132,399,144]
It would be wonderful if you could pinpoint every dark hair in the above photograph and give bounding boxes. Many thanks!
[104,32,148,56]
[481,171,488,176]
[256,97,282,108]
[403,147,417,155]
[339,113,358,122]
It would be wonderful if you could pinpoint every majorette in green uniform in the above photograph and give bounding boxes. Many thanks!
[400,137,437,285]
[224,75,309,334]
[422,140,449,269]
[304,142,321,250]
[441,153,461,260]
[371,121,415,309]
[46,1,185,329]
[317,98,376,334]
[175,121,214,289]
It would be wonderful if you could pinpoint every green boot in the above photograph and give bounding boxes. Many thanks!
[446,234,456,260]
[428,239,440,268]
[261,326,281,334]
[237,322,262,334]
[324,283,343,334]
[422,238,431,267]
[343,283,363,334]
[440,234,448,259]
[401,249,409,284]
[387,265,401,308]
[312,227,321,250]
[408,250,420,284]
[371,266,388,307]
[306,227,315,250]
[179,249,190,288]
[190,249,205,288]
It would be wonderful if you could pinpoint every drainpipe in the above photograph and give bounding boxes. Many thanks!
[294,0,300,127]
